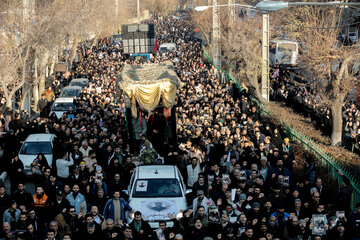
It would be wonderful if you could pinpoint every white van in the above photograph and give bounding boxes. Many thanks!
[19,134,56,175]
[50,98,76,119]
[127,165,188,228]
[159,43,177,52]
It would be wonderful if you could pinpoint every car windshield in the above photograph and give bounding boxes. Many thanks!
[20,142,52,155]
[70,82,84,87]
[60,89,80,97]
[132,179,182,198]
[278,43,297,52]
[51,102,75,111]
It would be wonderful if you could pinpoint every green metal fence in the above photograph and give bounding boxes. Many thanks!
[202,46,360,210]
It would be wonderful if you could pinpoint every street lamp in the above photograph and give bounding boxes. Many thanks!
[194,4,257,12]
[256,1,360,12]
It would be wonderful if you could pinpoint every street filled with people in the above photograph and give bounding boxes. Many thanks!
[0,11,359,240]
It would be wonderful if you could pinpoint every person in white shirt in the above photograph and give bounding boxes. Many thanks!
[186,157,201,188]
[56,152,74,180]
[79,140,92,158]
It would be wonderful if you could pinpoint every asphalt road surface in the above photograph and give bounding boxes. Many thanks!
[4,173,36,195]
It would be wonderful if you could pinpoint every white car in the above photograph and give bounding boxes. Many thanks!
[59,86,82,98]
[159,43,177,52]
[50,98,76,119]
[127,165,188,228]
[18,134,56,175]
[69,78,89,89]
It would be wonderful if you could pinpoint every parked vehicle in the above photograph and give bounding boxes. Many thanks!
[18,134,56,175]
[126,165,188,228]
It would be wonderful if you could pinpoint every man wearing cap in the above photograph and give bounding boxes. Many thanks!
[50,190,70,216]
[192,190,211,216]
[267,183,287,212]
[328,221,350,240]
[68,165,82,186]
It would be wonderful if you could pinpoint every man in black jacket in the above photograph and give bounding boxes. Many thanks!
[129,211,152,240]
[12,182,32,210]
[50,191,70,216]
[153,215,179,240]
[38,94,48,117]
[52,79,62,98]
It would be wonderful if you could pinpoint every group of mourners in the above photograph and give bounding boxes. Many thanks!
[0,10,359,240]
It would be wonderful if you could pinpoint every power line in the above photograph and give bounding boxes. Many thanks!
[272,12,360,30]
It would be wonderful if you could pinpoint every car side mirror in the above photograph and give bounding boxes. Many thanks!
[186,189,192,195]
[122,190,129,195]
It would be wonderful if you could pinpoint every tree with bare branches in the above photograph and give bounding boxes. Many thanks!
[281,6,360,146]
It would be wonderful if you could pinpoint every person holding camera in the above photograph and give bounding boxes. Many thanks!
[56,152,74,184]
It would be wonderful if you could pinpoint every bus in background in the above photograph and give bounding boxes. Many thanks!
[270,40,299,68]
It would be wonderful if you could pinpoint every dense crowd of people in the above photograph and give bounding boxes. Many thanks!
[0,11,358,240]
[270,66,360,153]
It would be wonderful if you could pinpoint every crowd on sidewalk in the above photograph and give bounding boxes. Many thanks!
[270,66,360,153]
[0,11,358,240]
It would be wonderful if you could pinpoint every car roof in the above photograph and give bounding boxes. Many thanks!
[62,86,82,90]
[160,43,176,47]
[136,165,177,179]
[53,97,75,103]
[25,133,55,142]
[70,78,89,82]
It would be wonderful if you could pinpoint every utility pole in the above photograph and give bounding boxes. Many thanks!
[212,0,221,70]
[261,0,270,101]
[228,0,235,24]
[137,0,140,21]
[115,0,118,19]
